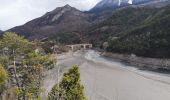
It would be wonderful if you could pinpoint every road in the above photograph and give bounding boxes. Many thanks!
[42,50,170,100]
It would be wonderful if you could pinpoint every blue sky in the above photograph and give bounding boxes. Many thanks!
[0,0,100,30]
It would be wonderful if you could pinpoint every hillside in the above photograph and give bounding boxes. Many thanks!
[107,5,170,58]
[7,0,169,42]
[8,5,112,43]
[0,30,3,34]
[86,7,158,46]
[7,0,170,50]
[8,5,93,40]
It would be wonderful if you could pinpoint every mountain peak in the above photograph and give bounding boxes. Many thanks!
[51,4,74,13]
[64,4,72,8]
[90,0,154,12]
[8,4,91,39]
[90,0,129,12]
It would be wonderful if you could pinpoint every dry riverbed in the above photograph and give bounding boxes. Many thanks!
[42,50,170,100]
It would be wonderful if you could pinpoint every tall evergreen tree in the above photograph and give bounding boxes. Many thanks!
[48,65,87,100]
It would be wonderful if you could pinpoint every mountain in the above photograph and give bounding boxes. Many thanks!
[87,0,170,46]
[8,4,111,43]
[90,0,149,12]
[86,7,158,46]
[107,5,170,58]
[8,1,169,41]
[132,0,170,8]
[90,0,168,12]
[90,0,129,12]
[7,1,170,49]
[9,5,91,40]
[0,30,3,34]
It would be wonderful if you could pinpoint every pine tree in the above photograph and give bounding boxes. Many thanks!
[48,65,87,100]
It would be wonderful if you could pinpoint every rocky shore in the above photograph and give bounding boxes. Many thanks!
[102,52,170,72]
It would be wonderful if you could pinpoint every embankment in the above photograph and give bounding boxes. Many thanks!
[102,52,170,72]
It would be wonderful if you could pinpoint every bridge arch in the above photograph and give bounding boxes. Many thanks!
[66,44,92,51]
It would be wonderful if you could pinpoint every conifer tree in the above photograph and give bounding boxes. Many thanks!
[48,65,87,100]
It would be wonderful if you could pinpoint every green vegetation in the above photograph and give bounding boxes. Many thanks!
[88,7,158,47]
[47,32,81,45]
[0,65,8,85]
[107,6,170,58]
[0,64,8,99]
[0,32,55,99]
[87,5,170,58]
[0,32,86,100]
[48,65,87,100]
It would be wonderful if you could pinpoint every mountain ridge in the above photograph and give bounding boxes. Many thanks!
[8,4,112,42]
[7,1,170,45]
[8,5,92,40]
[90,0,169,12]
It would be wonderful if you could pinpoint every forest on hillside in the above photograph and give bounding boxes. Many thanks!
[107,6,170,58]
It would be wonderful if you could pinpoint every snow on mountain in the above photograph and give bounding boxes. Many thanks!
[90,0,163,12]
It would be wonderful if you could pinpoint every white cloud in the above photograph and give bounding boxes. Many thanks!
[0,0,100,30]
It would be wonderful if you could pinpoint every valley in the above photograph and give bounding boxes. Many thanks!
[1,0,170,99]
[5,0,170,58]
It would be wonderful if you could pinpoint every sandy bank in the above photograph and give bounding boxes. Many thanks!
[102,52,170,71]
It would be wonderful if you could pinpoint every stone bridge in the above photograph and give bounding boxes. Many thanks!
[66,44,92,51]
